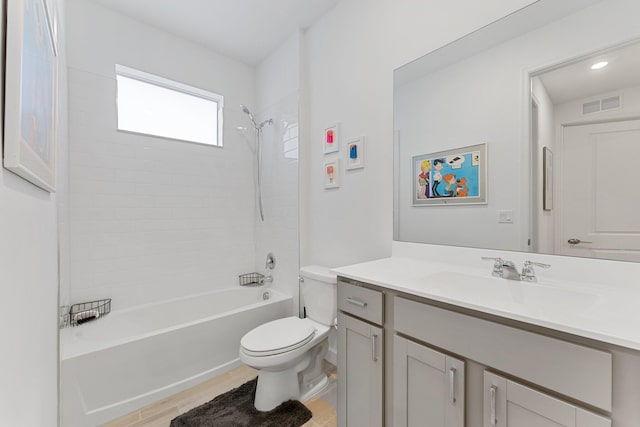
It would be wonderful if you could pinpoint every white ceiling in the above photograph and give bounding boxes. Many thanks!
[538,41,640,105]
[90,0,339,66]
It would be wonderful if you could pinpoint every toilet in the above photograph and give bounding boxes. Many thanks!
[239,265,337,411]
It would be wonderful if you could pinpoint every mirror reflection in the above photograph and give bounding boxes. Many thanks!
[531,41,640,262]
[393,0,640,262]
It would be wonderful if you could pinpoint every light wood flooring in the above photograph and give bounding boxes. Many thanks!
[102,363,337,427]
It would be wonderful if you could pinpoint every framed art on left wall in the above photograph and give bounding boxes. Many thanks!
[4,0,58,192]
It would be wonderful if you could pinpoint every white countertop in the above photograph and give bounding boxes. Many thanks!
[333,256,640,352]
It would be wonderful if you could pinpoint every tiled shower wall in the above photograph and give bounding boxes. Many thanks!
[66,0,257,309]
[254,32,301,315]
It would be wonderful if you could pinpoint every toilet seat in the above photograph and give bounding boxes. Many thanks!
[241,316,316,357]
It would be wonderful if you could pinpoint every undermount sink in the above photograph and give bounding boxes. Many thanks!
[421,271,600,315]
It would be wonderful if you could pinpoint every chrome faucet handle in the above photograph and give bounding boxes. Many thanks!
[481,257,504,277]
[521,260,551,282]
[265,253,276,270]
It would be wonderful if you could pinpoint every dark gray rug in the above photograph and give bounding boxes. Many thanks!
[170,378,312,427]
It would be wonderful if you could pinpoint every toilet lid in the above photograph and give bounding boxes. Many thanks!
[241,316,316,356]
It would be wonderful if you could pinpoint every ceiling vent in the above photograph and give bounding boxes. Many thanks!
[581,95,621,115]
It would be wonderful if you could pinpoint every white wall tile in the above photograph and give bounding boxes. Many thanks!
[66,0,257,309]
[255,35,301,316]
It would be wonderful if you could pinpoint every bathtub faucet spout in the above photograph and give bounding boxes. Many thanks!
[259,275,273,285]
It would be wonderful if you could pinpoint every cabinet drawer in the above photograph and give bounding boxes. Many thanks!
[394,296,612,412]
[338,280,383,325]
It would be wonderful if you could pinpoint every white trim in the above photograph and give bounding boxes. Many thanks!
[115,64,223,104]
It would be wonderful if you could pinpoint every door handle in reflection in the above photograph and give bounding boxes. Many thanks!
[568,238,593,245]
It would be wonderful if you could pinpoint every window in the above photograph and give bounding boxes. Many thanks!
[115,65,224,146]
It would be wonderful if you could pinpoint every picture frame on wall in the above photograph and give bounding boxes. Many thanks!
[323,123,340,154]
[345,136,364,170]
[412,143,487,206]
[543,146,553,211]
[3,0,58,192]
[324,159,340,189]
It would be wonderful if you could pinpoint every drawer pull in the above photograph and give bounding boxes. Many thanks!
[346,297,368,308]
[371,333,378,362]
[449,367,457,404]
[490,385,497,426]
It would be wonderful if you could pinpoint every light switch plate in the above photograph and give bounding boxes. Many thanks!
[498,210,514,224]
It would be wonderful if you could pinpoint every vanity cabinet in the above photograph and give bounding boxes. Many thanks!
[393,335,465,427]
[483,372,611,427]
[334,277,635,426]
[337,280,384,427]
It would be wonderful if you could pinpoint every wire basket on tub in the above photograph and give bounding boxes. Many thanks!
[69,298,111,326]
[239,272,264,287]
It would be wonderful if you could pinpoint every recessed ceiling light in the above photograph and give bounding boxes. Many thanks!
[591,61,609,70]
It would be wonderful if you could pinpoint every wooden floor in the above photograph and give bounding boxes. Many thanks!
[102,363,337,427]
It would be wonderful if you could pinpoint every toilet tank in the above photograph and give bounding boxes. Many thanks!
[300,265,337,326]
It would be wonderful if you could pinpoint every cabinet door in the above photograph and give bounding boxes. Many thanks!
[484,372,611,427]
[338,312,383,427]
[394,335,465,427]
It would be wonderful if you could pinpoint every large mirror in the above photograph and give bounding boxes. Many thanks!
[393,0,640,262]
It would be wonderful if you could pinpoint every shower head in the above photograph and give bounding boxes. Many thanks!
[240,104,273,130]
[240,104,257,127]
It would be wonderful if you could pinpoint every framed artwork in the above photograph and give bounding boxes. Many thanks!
[323,123,340,154]
[346,136,364,170]
[543,147,553,211]
[3,0,58,192]
[324,159,340,189]
[412,143,487,206]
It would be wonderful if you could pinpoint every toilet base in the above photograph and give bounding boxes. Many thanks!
[254,367,300,411]
[251,338,330,411]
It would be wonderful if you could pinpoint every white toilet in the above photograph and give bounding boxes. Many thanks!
[239,265,337,411]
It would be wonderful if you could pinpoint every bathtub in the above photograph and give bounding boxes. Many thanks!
[60,287,291,426]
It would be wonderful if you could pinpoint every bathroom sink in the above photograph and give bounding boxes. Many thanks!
[421,271,600,316]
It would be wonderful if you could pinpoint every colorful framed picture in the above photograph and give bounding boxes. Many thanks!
[3,0,58,192]
[543,146,553,211]
[345,136,364,170]
[324,159,340,189]
[412,143,487,206]
[323,123,340,154]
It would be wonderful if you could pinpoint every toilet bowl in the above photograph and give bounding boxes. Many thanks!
[238,265,337,411]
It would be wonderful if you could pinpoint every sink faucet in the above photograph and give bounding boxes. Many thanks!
[482,257,551,282]
[482,257,521,281]
[520,260,551,282]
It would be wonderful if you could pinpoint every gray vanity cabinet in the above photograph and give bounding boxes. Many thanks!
[335,278,633,426]
[337,280,384,427]
[393,335,465,427]
[483,372,611,427]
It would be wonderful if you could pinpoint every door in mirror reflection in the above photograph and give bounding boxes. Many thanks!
[531,41,640,262]
[560,120,640,262]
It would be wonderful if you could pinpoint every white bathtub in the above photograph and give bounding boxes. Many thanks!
[61,287,292,426]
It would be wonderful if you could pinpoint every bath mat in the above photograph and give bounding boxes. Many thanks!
[170,377,312,427]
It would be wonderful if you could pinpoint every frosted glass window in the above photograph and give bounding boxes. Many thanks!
[116,65,224,146]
